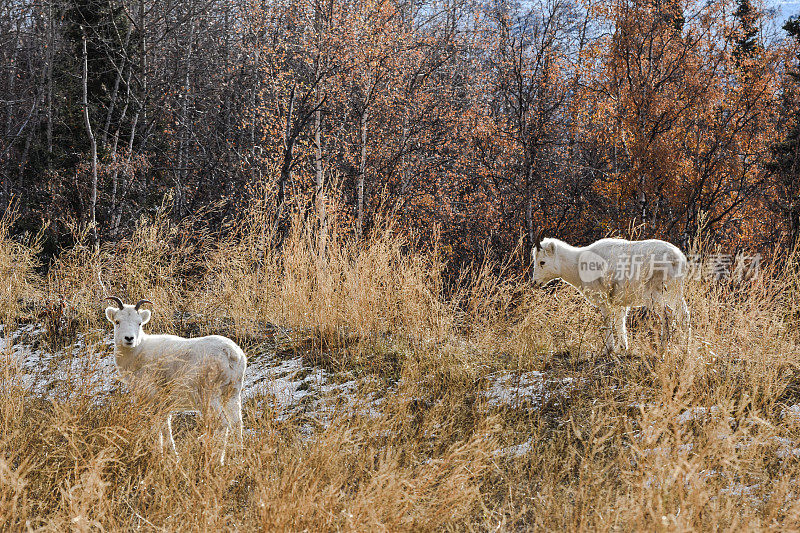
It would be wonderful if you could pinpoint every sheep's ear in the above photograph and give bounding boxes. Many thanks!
[139,309,151,325]
[544,241,555,254]
[105,307,116,323]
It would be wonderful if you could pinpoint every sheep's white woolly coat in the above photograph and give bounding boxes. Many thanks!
[532,237,690,352]
[115,334,246,410]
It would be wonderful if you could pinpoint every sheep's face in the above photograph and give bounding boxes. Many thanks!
[105,305,151,348]
[532,240,559,286]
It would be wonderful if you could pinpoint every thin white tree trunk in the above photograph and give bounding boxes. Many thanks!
[356,109,368,238]
[82,30,99,249]
[315,97,326,260]
[314,4,327,259]
[113,113,138,237]
[110,71,133,216]
[176,22,194,217]
[102,26,133,148]
[46,0,54,161]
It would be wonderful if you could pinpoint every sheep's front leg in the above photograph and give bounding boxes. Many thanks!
[159,414,178,459]
[599,306,616,355]
[219,426,230,466]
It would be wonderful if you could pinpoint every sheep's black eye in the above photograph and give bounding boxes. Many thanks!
[539,261,545,266]
[115,321,119,325]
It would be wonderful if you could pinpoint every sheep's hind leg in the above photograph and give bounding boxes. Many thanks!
[673,292,691,344]
[599,307,617,356]
[646,290,672,351]
[224,393,244,454]
[208,398,232,465]
[664,282,690,347]
[658,308,673,351]
[208,393,244,465]
[218,426,230,466]
[615,307,630,352]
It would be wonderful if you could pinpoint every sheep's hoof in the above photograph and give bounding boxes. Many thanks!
[600,348,616,358]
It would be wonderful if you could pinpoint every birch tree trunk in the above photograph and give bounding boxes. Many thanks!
[113,113,138,237]
[102,25,133,148]
[315,93,326,259]
[175,22,194,218]
[109,71,133,217]
[314,4,327,260]
[82,30,99,249]
[46,0,54,163]
[356,109,368,238]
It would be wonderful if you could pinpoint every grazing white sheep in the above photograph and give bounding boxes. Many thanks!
[531,236,690,353]
[104,296,246,464]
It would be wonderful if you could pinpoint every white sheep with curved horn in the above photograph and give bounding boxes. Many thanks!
[531,234,690,354]
[104,296,246,464]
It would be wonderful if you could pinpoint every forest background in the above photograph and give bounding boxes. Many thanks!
[2,0,800,266]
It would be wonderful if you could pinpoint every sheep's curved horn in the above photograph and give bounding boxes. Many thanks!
[105,296,124,309]
[533,227,546,251]
[134,299,152,311]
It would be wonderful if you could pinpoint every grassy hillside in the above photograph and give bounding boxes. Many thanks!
[3,205,800,531]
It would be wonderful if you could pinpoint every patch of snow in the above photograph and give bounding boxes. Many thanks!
[483,370,574,410]
[773,436,800,458]
[782,403,800,423]
[494,438,534,458]
[244,353,386,427]
[1,325,119,400]
[638,442,694,459]
[675,406,734,426]
[676,406,718,423]
[719,482,760,498]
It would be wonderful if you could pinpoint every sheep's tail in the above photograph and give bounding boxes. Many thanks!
[672,252,689,279]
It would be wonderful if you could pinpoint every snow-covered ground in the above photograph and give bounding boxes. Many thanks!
[0,323,117,400]
[484,370,575,410]
[2,322,572,439]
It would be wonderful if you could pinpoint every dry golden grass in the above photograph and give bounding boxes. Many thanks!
[0,205,42,325]
[3,202,800,531]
